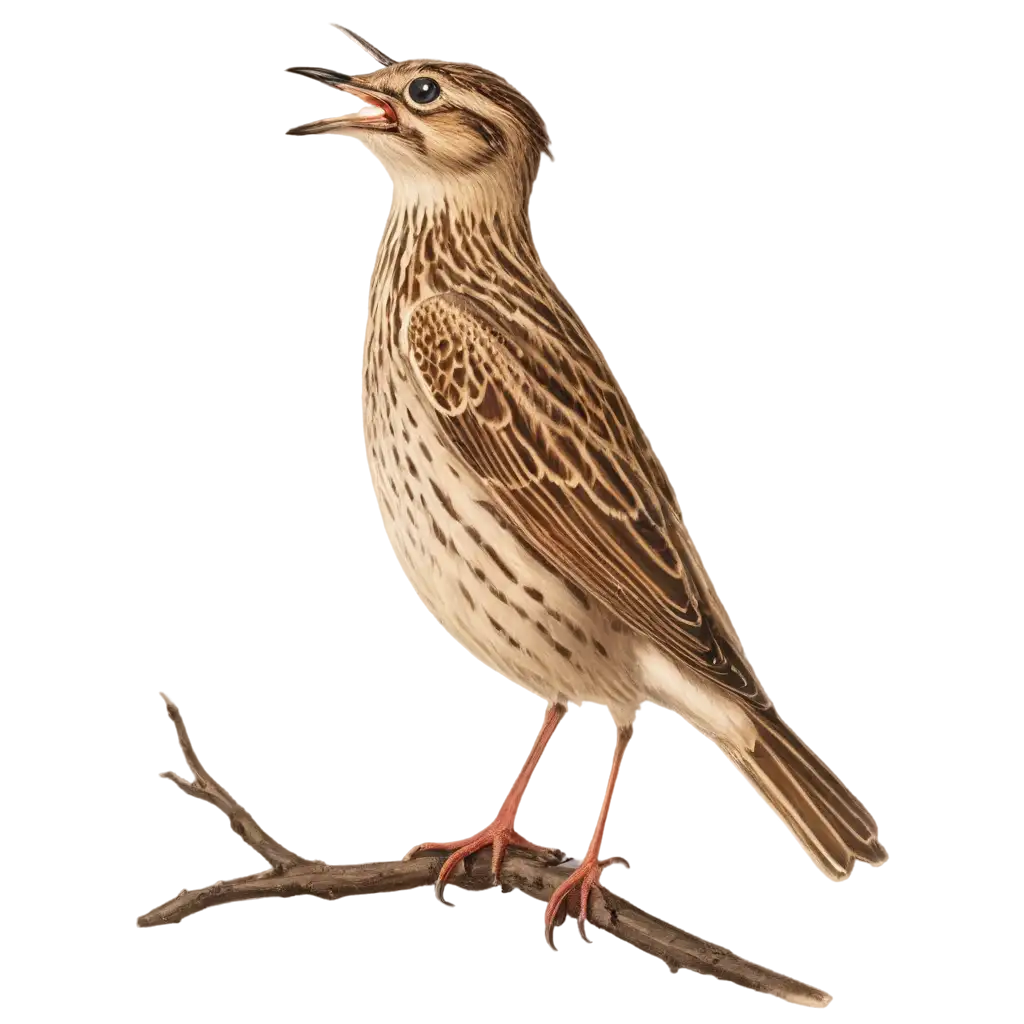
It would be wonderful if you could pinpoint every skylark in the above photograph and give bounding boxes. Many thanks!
[287,26,887,946]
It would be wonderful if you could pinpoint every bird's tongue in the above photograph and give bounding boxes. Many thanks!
[350,102,385,122]
[339,94,395,124]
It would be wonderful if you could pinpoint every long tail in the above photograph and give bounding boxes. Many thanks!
[721,708,888,880]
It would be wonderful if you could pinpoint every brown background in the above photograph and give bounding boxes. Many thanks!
[3,3,1020,1022]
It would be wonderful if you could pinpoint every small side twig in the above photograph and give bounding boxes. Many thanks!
[140,695,831,1009]
[157,693,308,873]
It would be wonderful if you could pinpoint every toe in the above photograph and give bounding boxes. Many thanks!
[544,897,565,950]
[441,834,491,876]
[543,873,578,951]
[543,854,626,947]
[405,838,468,861]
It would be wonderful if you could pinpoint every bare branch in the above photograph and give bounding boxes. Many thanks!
[157,693,308,872]
[141,697,831,1009]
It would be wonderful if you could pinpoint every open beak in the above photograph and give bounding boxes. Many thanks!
[286,67,398,136]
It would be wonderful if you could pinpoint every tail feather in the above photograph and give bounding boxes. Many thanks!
[722,709,888,880]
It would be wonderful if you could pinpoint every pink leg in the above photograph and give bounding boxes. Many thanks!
[544,723,632,949]
[406,701,566,904]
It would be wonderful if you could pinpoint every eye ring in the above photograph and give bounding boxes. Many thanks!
[408,77,441,105]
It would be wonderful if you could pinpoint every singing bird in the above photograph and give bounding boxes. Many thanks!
[287,26,886,945]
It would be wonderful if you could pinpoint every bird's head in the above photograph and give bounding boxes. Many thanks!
[287,27,550,196]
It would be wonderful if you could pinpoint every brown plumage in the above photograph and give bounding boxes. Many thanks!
[287,27,886,943]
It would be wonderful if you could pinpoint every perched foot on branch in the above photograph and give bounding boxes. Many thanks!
[407,821,561,905]
[544,856,622,942]
[405,701,567,905]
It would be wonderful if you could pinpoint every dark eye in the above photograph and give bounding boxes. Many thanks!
[408,77,441,104]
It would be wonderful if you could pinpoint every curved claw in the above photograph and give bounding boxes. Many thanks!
[544,900,565,950]
[428,880,452,905]
[431,843,480,907]
[544,853,629,949]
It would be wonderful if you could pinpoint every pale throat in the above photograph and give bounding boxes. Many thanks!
[386,164,535,232]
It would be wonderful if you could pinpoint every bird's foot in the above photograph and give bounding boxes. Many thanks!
[405,820,560,906]
[544,853,630,950]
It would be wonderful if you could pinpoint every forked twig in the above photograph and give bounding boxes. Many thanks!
[139,695,831,1008]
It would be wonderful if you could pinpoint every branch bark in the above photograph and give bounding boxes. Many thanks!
[140,695,831,1009]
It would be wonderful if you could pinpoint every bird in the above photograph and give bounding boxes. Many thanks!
[286,25,887,947]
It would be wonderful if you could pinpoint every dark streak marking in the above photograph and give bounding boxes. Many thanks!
[564,578,591,610]
[405,126,428,156]
[487,613,506,636]
[482,543,517,583]
[429,515,447,547]
[430,479,461,522]
[566,622,587,643]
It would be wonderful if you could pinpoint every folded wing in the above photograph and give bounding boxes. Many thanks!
[402,290,767,708]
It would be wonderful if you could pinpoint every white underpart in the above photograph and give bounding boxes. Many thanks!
[638,644,756,750]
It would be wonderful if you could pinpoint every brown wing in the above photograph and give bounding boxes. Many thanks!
[403,291,768,708]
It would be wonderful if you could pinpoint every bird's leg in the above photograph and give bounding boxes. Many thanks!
[544,723,633,949]
[405,701,566,904]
